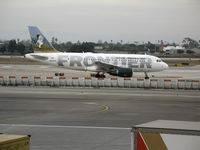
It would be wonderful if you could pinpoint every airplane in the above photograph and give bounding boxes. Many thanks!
[25,26,168,79]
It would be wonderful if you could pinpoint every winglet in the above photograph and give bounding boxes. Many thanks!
[28,26,59,53]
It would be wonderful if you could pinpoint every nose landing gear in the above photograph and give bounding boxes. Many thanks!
[144,72,149,79]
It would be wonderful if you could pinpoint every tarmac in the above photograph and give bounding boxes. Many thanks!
[0,87,199,150]
[0,63,200,149]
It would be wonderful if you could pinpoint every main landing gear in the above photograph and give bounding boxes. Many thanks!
[144,72,149,79]
[55,72,64,76]
[91,72,106,78]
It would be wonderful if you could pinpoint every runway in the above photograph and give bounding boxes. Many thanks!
[0,64,200,79]
[0,87,199,150]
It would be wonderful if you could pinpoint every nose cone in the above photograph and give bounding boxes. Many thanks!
[162,62,168,70]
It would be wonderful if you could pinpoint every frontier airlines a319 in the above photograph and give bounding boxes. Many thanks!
[25,26,168,79]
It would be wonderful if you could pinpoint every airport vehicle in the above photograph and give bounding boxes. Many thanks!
[25,26,168,78]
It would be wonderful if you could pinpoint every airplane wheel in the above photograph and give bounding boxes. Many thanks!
[95,74,100,78]
[144,72,149,80]
[59,73,64,76]
[95,74,105,78]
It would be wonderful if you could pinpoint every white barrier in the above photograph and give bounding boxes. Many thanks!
[91,78,98,87]
[171,79,178,89]
[110,78,118,87]
[16,76,22,85]
[150,79,158,88]
[157,79,164,89]
[34,76,41,86]
[144,79,150,88]
[21,76,29,86]
[46,77,54,86]
[164,79,172,89]
[9,76,16,86]
[85,77,92,87]
[192,80,199,89]
[54,77,60,86]
[59,77,66,86]
[137,79,144,88]
[4,76,9,86]
[41,77,47,86]
[29,76,35,86]
[0,76,199,90]
[185,80,192,89]
[104,78,111,87]
[72,77,79,86]
[118,78,124,87]
[177,80,185,89]
[124,78,131,88]
[130,78,137,88]
[79,77,85,87]
[0,76,4,85]
[66,77,72,86]
[97,78,104,87]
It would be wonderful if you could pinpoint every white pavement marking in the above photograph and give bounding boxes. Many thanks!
[1,65,12,68]
[39,66,49,69]
[0,124,131,130]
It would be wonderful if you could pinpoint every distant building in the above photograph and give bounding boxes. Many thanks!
[163,46,185,55]
[133,41,142,46]
[94,46,103,50]
[0,41,3,45]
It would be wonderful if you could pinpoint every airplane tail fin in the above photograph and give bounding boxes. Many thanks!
[28,26,59,53]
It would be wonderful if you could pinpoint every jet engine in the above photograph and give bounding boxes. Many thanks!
[108,68,133,77]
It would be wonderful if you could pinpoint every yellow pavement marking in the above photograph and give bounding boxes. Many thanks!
[84,102,97,105]
[0,118,15,123]
[74,102,109,115]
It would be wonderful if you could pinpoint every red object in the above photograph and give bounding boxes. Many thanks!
[137,132,148,150]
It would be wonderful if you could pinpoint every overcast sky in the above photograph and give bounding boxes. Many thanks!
[0,0,200,43]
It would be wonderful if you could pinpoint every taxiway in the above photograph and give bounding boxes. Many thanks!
[0,87,199,150]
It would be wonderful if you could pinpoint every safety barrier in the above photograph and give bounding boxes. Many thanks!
[85,77,92,87]
[137,79,144,88]
[0,75,199,89]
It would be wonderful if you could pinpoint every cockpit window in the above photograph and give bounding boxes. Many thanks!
[156,59,162,62]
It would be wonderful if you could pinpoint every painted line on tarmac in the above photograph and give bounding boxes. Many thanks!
[39,66,49,69]
[0,124,131,130]
[0,118,15,123]
[73,102,109,115]
[0,65,12,68]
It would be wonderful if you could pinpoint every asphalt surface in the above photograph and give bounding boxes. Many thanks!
[0,87,200,150]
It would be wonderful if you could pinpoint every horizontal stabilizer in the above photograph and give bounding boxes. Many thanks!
[30,54,48,60]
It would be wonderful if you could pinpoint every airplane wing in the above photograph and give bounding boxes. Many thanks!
[94,61,133,77]
[95,61,124,72]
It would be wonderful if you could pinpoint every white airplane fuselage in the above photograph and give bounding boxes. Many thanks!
[25,52,168,74]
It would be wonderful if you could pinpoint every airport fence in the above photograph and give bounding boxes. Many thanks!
[0,76,199,90]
